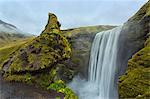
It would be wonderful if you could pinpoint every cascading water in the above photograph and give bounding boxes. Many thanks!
[69,26,122,99]
[88,26,122,99]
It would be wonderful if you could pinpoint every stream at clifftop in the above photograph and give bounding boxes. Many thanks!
[0,74,64,99]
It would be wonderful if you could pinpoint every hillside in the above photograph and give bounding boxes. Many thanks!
[118,1,150,98]
[0,20,32,47]
[0,13,114,99]
[0,1,149,99]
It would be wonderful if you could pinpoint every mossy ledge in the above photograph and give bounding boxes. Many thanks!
[119,35,150,98]
[0,13,77,98]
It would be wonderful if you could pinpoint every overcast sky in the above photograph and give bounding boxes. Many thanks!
[0,0,148,35]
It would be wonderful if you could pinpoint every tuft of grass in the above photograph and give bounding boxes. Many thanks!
[47,80,78,99]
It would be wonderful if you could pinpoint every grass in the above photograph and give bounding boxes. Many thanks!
[0,37,35,70]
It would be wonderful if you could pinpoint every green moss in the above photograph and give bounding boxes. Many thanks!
[47,80,78,99]
[0,37,34,70]
[3,73,33,84]
[55,97,61,99]
[119,67,150,98]
[61,25,116,38]
[2,68,78,99]
[0,12,118,99]
[129,1,150,21]
[145,2,150,17]
[119,37,150,98]
[42,13,60,34]
[33,69,57,88]
[1,32,71,73]
[54,64,76,82]
[0,13,72,94]
[0,12,71,73]
[136,91,150,99]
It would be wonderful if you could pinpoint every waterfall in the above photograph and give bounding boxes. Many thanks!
[69,26,122,99]
[88,26,122,99]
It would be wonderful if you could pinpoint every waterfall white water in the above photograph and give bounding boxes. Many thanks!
[69,26,122,99]
[88,26,122,99]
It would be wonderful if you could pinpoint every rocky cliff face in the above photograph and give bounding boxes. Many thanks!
[117,1,150,75]
[119,35,150,98]
[118,1,150,98]
[61,25,115,80]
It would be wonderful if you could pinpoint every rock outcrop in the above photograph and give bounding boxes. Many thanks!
[118,1,150,98]
[61,25,115,80]
[117,1,150,75]
[0,12,115,84]
[2,13,71,73]
[0,13,77,98]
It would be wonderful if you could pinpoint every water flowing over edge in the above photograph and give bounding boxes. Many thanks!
[68,26,122,99]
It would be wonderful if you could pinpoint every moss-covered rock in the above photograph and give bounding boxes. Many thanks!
[0,12,115,98]
[1,13,71,73]
[117,1,150,75]
[119,36,150,98]
[0,13,76,98]
[0,37,34,70]
[118,1,150,96]
[61,25,115,79]
[42,13,61,34]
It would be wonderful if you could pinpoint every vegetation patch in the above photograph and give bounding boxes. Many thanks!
[0,13,77,99]
[47,80,78,99]
[119,34,150,98]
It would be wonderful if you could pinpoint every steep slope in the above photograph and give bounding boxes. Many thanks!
[0,13,77,99]
[118,1,150,98]
[119,34,150,98]
[0,37,34,70]
[0,20,16,28]
[0,20,31,47]
[118,1,150,75]
[1,13,71,77]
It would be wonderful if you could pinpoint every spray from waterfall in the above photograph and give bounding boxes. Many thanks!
[69,26,122,99]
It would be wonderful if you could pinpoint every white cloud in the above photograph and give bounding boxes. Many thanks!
[0,0,147,35]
